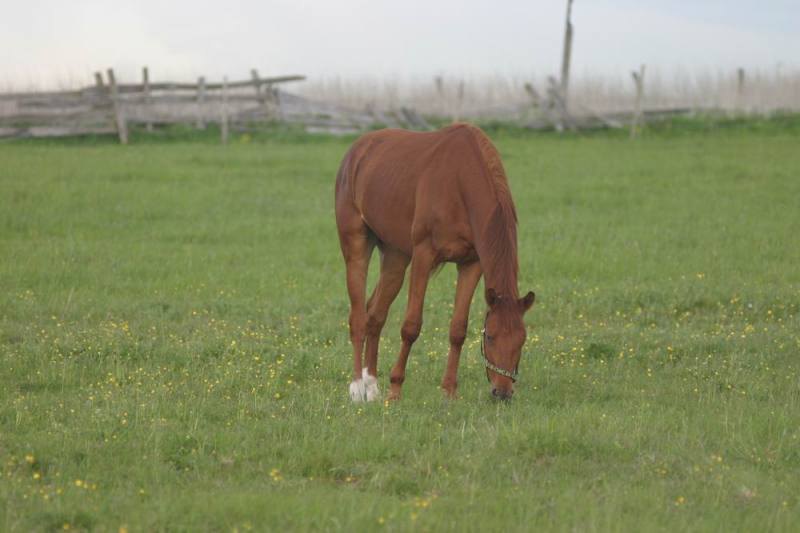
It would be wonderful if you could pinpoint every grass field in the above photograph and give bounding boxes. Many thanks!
[1,119,799,532]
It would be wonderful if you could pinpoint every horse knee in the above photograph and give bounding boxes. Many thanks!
[365,312,386,337]
[401,320,421,344]
[449,321,468,347]
[349,312,366,341]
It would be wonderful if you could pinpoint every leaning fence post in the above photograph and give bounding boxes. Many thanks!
[142,66,153,132]
[220,76,229,144]
[630,64,646,139]
[196,76,207,129]
[547,76,577,132]
[94,72,105,89]
[524,82,541,109]
[106,68,129,145]
[524,82,542,125]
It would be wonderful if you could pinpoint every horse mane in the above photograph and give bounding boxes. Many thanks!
[462,125,520,299]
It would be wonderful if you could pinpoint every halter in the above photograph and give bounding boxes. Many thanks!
[480,313,519,382]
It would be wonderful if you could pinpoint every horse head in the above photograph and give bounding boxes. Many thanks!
[482,288,535,400]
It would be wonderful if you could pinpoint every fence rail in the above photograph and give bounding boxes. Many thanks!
[0,67,445,142]
[0,68,315,143]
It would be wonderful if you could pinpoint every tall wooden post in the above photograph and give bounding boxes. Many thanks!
[630,64,646,139]
[106,68,128,145]
[93,72,104,89]
[560,0,575,110]
[220,76,229,144]
[196,76,207,129]
[142,66,153,132]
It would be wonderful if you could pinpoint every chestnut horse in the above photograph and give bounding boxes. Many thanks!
[335,123,535,402]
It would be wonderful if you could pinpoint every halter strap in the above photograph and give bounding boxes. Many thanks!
[480,315,519,382]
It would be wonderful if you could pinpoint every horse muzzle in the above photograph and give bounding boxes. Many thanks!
[491,385,514,401]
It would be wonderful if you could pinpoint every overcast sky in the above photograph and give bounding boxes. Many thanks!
[1,0,797,88]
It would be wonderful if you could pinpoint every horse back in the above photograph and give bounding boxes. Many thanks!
[336,124,490,257]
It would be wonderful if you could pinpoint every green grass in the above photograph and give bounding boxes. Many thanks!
[1,119,799,532]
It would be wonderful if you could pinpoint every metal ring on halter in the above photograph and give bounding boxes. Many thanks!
[480,314,519,382]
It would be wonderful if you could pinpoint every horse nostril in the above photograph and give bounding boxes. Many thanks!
[492,388,512,401]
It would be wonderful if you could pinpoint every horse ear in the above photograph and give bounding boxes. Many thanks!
[486,287,499,307]
[519,291,536,312]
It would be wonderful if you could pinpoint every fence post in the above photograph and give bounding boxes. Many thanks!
[434,76,445,116]
[736,68,746,114]
[453,80,464,123]
[106,68,129,145]
[221,76,229,144]
[251,69,265,106]
[142,66,153,132]
[93,72,106,111]
[270,82,283,121]
[630,64,646,139]
[196,76,206,129]
[560,0,574,109]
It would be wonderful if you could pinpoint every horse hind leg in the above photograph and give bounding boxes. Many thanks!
[363,246,410,401]
[338,217,376,402]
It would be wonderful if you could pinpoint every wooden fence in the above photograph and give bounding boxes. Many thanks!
[1,65,733,143]
[0,67,435,143]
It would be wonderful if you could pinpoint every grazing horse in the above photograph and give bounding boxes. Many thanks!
[335,123,535,402]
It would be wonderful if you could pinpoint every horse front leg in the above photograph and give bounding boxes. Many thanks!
[388,244,436,400]
[441,261,482,398]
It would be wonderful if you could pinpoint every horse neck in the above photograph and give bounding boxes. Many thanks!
[463,172,520,300]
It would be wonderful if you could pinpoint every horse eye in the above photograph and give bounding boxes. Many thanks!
[486,335,494,342]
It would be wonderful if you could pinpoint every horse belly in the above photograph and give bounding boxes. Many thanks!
[360,198,414,255]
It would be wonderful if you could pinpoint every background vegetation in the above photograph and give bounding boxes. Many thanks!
[1,117,799,531]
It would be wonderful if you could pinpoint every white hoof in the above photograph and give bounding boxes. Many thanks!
[349,379,366,402]
[362,368,381,402]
